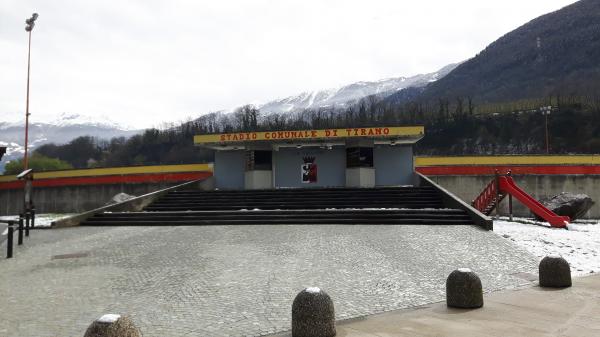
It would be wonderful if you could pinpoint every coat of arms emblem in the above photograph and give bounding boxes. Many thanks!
[301,156,317,183]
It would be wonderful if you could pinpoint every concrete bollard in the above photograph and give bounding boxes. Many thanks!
[446,268,484,309]
[539,255,572,288]
[83,314,141,337]
[292,287,336,337]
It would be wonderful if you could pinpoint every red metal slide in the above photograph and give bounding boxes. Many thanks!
[498,176,570,228]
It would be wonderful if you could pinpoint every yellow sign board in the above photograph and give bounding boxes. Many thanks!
[194,126,424,145]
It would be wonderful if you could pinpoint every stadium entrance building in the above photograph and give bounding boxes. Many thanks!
[194,126,424,190]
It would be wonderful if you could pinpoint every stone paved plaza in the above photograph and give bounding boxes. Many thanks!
[0,225,538,337]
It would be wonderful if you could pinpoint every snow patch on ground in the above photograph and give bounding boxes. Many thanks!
[0,213,75,229]
[494,217,600,276]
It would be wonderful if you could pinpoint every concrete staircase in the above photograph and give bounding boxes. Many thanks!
[80,187,474,226]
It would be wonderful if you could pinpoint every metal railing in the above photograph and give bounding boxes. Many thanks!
[472,176,499,214]
[1,209,36,259]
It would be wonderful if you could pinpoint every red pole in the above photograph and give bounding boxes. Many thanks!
[24,30,32,170]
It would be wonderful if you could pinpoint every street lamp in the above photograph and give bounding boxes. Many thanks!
[540,106,552,154]
[23,12,39,170]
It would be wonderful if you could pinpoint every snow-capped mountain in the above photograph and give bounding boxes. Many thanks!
[256,63,459,114]
[1,112,133,130]
[0,113,140,173]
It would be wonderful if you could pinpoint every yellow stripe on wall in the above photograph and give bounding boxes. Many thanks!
[0,163,213,183]
[415,155,600,166]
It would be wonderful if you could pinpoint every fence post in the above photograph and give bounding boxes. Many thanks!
[31,208,36,228]
[7,222,14,258]
[25,211,30,237]
[18,214,24,245]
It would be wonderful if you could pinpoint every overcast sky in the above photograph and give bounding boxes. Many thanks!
[1,0,578,128]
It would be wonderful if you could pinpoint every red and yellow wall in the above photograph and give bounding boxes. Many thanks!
[0,164,213,190]
[415,155,600,176]
[1,155,599,190]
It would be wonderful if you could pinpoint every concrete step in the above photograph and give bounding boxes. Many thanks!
[171,187,436,194]
[82,207,473,226]
[86,213,471,222]
[81,218,472,226]
[94,208,467,217]
[148,199,442,206]
[156,195,440,202]
[158,191,440,197]
[143,204,445,211]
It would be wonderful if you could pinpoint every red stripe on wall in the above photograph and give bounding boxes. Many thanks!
[0,172,212,190]
[0,181,24,190]
[416,165,600,175]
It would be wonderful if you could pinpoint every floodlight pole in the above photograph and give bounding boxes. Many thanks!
[24,29,32,169]
[545,111,549,154]
[23,13,38,170]
[541,106,551,155]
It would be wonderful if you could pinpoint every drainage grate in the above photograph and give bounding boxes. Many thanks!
[51,252,89,260]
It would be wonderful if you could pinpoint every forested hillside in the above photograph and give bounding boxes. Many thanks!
[413,0,600,103]
[19,94,598,172]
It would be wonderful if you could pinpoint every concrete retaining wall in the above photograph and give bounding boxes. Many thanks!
[429,175,600,219]
[53,178,214,227]
[0,182,183,215]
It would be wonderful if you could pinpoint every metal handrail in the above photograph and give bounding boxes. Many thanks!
[472,179,497,213]
[472,170,513,215]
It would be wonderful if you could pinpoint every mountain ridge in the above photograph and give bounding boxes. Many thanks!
[0,114,141,173]
[414,0,600,103]
[254,63,460,115]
